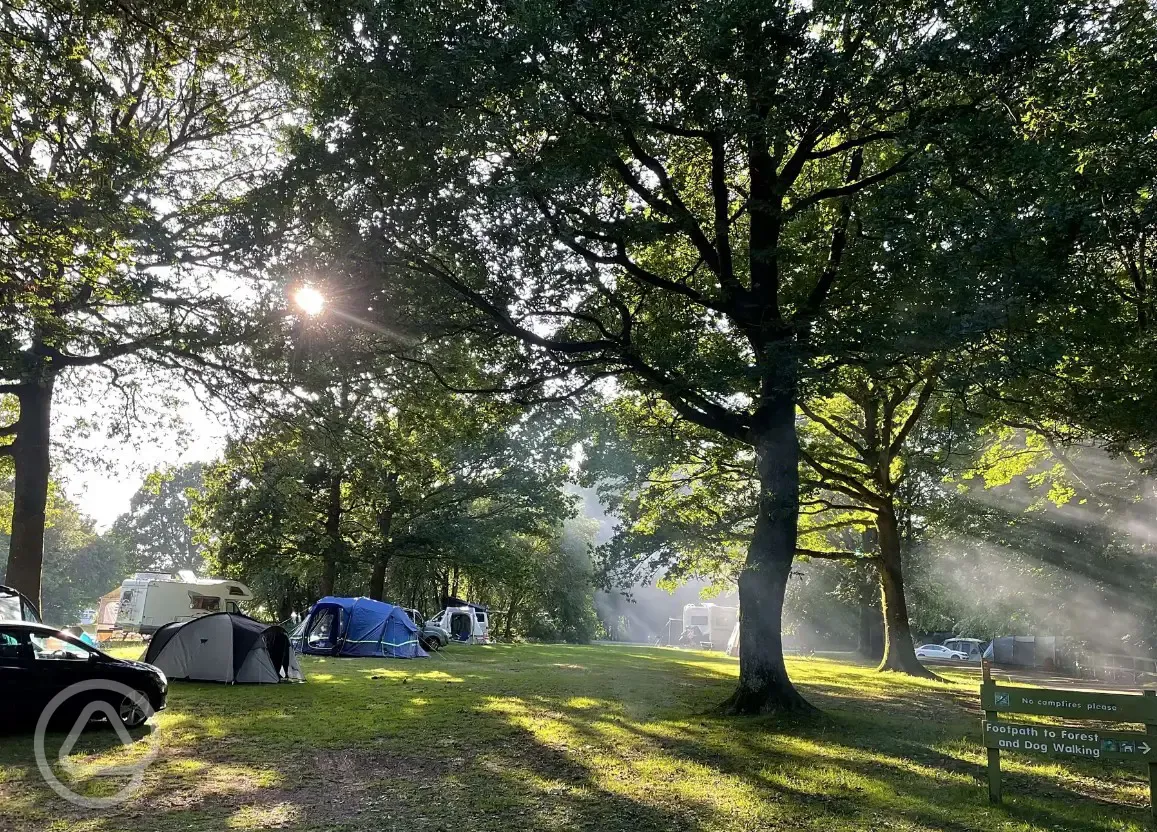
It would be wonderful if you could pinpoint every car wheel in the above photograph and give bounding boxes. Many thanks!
[116,691,151,729]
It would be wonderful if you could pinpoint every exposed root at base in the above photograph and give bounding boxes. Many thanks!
[876,659,944,682]
[718,685,821,717]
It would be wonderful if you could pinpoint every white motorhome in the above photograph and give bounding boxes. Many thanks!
[115,571,253,635]
[682,603,738,650]
[427,602,490,644]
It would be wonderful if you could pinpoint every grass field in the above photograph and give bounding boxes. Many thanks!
[0,644,1151,831]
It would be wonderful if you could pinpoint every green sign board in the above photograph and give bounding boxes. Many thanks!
[981,682,1157,723]
[980,665,1157,817]
[983,719,1154,761]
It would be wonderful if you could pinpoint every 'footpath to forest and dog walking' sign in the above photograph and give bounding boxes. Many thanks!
[980,662,1157,816]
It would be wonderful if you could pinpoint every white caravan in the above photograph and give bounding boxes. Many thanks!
[115,571,254,635]
[427,602,490,644]
[682,603,738,651]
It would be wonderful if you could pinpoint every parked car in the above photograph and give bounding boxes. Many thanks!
[404,608,450,651]
[0,585,41,623]
[942,637,986,662]
[427,601,491,644]
[915,643,968,661]
[0,622,167,730]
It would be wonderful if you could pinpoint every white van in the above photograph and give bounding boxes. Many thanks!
[427,603,490,644]
[682,603,738,650]
[115,571,254,635]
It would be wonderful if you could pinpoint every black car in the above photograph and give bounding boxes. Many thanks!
[0,623,167,730]
[0,585,41,623]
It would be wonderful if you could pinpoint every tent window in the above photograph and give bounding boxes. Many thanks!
[475,611,486,622]
[191,595,220,612]
[306,608,341,649]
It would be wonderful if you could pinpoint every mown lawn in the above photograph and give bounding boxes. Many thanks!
[0,644,1150,831]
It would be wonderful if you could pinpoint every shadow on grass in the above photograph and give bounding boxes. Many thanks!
[0,646,1150,831]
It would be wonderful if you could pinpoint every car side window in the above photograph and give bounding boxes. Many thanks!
[29,633,92,661]
[0,629,29,661]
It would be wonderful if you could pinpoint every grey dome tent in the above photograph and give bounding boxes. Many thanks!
[144,612,304,684]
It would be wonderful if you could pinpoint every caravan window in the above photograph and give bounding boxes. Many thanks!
[190,595,220,612]
[228,586,246,596]
[475,610,486,622]
[689,614,709,627]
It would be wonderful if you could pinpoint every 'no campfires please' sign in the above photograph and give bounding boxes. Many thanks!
[980,662,1157,816]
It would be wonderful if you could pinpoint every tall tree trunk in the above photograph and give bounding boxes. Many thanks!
[368,550,390,601]
[722,378,813,714]
[4,377,54,608]
[319,471,343,598]
[319,557,337,598]
[278,593,294,624]
[368,498,395,601]
[503,590,521,641]
[450,563,460,598]
[857,563,882,661]
[439,570,449,606]
[876,504,935,678]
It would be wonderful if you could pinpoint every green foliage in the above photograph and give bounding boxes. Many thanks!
[191,370,580,619]
[583,397,754,590]
[0,0,284,383]
[111,462,207,573]
[0,483,129,622]
[520,519,602,644]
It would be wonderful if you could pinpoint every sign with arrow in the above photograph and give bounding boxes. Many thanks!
[981,663,1157,819]
[984,720,1154,762]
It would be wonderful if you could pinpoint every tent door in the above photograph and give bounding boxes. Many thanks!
[304,605,345,654]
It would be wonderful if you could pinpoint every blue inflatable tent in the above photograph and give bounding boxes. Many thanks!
[294,597,428,659]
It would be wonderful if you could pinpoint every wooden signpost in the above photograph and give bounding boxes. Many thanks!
[981,661,1157,816]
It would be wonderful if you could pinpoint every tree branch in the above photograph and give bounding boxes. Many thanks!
[797,149,863,322]
[785,153,913,218]
[796,548,879,563]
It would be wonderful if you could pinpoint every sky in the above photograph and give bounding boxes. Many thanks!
[56,386,230,530]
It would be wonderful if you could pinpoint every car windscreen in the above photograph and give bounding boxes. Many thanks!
[36,629,108,659]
